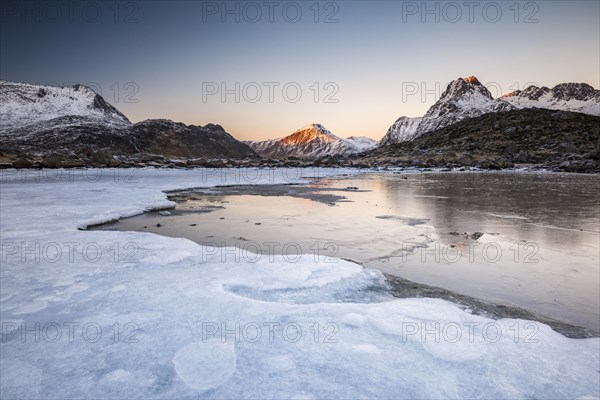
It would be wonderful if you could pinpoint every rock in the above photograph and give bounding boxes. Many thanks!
[557,142,577,154]
[503,143,519,155]
[12,158,33,168]
[41,153,69,168]
[551,110,575,120]
[478,159,501,170]
[159,211,171,216]
[558,161,571,169]
[56,159,85,168]
[92,149,117,166]
[588,147,600,160]
[457,154,473,166]
[0,163,13,169]
[503,127,517,136]
[205,159,228,168]
[171,160,188,168]
[469,232,484,240]
[513,151,529,163]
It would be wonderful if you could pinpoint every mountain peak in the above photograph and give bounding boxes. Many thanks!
[463,76,481,84]
[245,124,375,158]
[282,123,339,145]
[415,76,511,135]
[441,76,493,101]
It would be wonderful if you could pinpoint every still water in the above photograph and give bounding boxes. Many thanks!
[95,171,600,332]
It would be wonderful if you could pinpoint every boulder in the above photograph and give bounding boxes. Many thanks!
[92,149,117,166]
[41,153,69,168]
[557,142,577,154]
[56,159,86,168]
[513,152,529,163]
[12,158,33,169]
[503,143,519,155]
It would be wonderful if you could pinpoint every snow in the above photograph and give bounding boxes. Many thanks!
[246,124,376,158]
[380,116,423,145]
[0,81,130,135]
[1,167,598,399]
[502,93,600,116]
[344,136,378,151]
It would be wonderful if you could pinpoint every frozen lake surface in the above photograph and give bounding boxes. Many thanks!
[1,167,599,399]
[101,171,600,333]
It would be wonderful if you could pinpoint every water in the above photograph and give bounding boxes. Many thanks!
[94,171,600,332]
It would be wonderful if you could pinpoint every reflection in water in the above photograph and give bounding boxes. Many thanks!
[95,172,600,332]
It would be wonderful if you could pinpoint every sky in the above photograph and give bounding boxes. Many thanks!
[1,0,599,141]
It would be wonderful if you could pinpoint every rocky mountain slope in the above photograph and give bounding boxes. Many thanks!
[244,124,377,159]
[0,81,257,165]
[361,108,600,172]
[381,77,600,145]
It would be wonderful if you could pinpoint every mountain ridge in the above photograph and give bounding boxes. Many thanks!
[381,77,600,145]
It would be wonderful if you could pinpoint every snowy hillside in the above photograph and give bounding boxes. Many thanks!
[0,81,130,135]
[245,124,375,158]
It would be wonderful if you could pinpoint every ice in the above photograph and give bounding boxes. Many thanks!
[1,167,599,399]
[172,340,237,392]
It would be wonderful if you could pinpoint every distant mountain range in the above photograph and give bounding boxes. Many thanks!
[381,76,600,145]
[243,124,377,159]
[0,77,598,169]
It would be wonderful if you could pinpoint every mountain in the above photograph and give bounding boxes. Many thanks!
[344,136,378,151]
[244,124,376,159]
[500,83,600,116]
[415,76,514,135]
[129,120,256,159]
[0,81,256,162]
[360,108,600,172]
[0,80,130,135]
[379,116,422,146]
[382,77,600,145]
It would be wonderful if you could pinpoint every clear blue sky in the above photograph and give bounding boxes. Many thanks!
[1,1,599,140]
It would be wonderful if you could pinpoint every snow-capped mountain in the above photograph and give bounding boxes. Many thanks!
[245,124,375,159]
[0,80,130,135]
[381,76,600,145]
[0,80,256,159]
[415,76,515,136]
[500,83,600,116]
[379,116,422,146]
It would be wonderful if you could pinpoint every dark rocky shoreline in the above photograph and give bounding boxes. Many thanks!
[1,148,598,173]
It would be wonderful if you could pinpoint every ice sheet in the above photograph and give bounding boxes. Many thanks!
[0,168,598,399]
